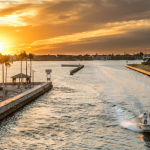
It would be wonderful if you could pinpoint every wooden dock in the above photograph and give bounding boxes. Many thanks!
[125,65,150,76]
[0,82,53,121]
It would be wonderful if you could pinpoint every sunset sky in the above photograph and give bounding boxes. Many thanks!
[0,0,150,55]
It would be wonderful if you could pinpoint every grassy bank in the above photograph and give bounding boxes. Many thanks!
[128,64,150,72]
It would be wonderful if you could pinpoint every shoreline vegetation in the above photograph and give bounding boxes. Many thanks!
[128,56,150,72]
[0,51,35,100]
[128,64,150,72]
[10,52,144,61]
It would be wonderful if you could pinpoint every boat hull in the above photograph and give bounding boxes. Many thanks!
[139,123,150,131]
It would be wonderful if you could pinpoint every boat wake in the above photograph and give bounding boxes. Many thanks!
[120,121,142,132]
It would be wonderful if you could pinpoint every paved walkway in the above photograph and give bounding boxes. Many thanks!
[0,85,33,101]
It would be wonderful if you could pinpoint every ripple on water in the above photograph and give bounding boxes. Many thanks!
[0,61,148,149]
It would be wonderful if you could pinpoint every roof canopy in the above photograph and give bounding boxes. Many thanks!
[11,73,30,79]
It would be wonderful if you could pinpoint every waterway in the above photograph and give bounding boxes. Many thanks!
[0,60,150,150]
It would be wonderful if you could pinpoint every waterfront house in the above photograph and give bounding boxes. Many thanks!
[93,55,111,60]
[143,54,150,60]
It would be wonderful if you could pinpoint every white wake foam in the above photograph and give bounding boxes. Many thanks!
[120,121,142,132]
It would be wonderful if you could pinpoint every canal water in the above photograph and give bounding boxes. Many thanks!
[0,60,150,149]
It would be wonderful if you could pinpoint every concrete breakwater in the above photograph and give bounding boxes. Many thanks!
[125,65,150,76]
[70,65,84,75]
[0,82,53,121]
[62,64,81,67]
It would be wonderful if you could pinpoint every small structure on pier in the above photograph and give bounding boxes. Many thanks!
[11,73,31,86]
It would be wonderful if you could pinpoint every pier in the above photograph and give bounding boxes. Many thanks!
[61,64,84,75]
[70,65,84,75]
[125,65,150,76]
[61,64,81,67]
[0,82,53,121]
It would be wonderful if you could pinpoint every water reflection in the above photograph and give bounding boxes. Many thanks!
[1,60,150,149]
[140,133,150,148]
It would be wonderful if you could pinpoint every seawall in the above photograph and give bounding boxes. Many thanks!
[125,65,150,76]
[0,82,53,121]
[70,65,84,75]
[62,64,81,67]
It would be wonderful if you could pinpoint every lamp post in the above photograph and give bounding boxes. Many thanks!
[1,60,4,98]
[32,70,35,87]
[0,57,4,98]
[21,59,22,92]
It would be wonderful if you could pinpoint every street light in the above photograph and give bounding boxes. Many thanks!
[0,58,4,98]
[32,70,35,87]
[21,59,22,92]
[2,60,4,98]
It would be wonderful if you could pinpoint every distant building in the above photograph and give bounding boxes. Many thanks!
[93,55,111,60]
[10,55,17,61]
[143,54,150,59]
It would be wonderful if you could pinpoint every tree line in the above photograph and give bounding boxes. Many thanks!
[0,51,34,90]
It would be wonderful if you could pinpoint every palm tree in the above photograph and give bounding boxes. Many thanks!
[19,52,24,88]
[0,53,2,59]
[22,51,28,85]
[0,53,5,97]
[3,55,13,87]
[28,53,34,84]
[0,53,3,65]
[0,53,3,88]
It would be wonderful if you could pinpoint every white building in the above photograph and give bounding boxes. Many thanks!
[93,55,111,60]
[10,55,17,61]
[143,54,150,59]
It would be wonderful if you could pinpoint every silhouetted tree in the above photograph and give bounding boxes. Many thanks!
[140,52,144,56]
[22,51,28,85]
[3,55,13,87]
[28,53,34,84]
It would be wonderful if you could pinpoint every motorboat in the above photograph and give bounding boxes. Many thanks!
[139,112,150,131]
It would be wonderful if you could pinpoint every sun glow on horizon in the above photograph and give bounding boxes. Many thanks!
[0,42,5,53]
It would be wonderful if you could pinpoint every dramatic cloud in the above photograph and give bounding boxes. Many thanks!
[0,4,33,17]
[0,0,150,55]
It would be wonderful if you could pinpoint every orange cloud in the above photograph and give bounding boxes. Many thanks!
[0,0,150,55]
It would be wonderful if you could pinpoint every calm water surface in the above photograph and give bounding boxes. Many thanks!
[0,60,150,150]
